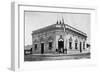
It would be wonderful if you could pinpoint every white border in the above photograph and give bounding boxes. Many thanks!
[11,2,97,71]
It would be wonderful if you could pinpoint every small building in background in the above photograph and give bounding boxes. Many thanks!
[24,45,32,55]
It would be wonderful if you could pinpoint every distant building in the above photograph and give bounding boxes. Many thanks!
[32,18,90,54]
[24,45,32,55]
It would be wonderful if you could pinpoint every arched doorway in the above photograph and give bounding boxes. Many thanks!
[58,35,64,53]
[58,39,64,49]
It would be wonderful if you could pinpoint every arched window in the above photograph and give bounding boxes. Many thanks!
[80,42,82,52]
[83,41,85,49]
[69,37,72,49]
[48,41,52,50]
[75,39,78,49]
[48,36,53,50]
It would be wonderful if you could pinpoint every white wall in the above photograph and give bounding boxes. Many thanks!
[0,0,100,73]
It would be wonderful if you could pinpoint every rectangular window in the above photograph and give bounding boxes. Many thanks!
[34,44,37,50]
[49,42,52,50]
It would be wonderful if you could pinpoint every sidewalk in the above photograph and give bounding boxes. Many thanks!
[30,53,90,57]
[24,53,90,61]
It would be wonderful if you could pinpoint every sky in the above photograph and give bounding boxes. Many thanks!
[25,11,90,45]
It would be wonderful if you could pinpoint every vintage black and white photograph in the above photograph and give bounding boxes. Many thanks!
[24,11,91,61]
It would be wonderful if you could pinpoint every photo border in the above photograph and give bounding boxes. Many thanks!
[11,2,97,71]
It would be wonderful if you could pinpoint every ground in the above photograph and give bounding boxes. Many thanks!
[24,53,90,61]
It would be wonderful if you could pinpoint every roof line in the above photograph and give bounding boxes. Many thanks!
[32,24,56,33]
[32,24,87,36]
[65,24,87,35]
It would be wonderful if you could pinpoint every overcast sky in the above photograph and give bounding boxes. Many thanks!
[25,11,90,45]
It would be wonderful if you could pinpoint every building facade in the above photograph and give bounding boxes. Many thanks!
[32,19,90,55]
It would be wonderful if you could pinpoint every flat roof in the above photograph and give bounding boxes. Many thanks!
[32,23,87,37]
